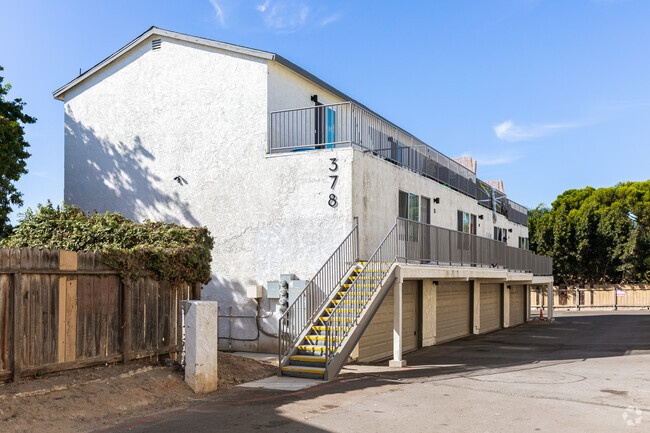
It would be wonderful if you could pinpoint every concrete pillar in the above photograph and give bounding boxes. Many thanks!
[503,284,510,328]
[422,279,437,347]
[472,281,481,334]
[181,301,219,393]
[389,269,406,368]
[524,284,532,322]
[547,283,554,320]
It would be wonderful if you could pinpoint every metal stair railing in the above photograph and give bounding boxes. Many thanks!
[324,222,399,365]
[278,222,359,366]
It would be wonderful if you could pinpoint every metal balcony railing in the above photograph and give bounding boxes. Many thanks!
[396,218,552,275]
[269,101,529,226]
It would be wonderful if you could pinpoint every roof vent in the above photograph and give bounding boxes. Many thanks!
[152,39,162,50]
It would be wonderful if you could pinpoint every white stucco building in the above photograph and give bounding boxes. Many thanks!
[53,27,552,379]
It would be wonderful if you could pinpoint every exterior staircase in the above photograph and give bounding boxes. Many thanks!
[279,223,399,381]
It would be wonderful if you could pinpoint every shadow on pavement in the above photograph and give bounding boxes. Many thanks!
[97,312,650,432]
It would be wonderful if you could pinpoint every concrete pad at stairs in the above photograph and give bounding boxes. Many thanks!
[231,352,279,366]
[238,375,322,391]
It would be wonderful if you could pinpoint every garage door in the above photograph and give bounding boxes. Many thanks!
[480,283,502,333]
[436,282,471,344]
[509,285,525,326]
[357,281,418,362]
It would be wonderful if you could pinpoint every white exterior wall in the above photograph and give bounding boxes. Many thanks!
[63,36,353,352]
[350,149,528,258]
[61,33,530,355]
[268,61,344,111]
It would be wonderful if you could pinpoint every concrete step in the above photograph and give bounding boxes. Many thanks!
[312,326,349,332]
[304,335,343,342]
[281,365,325,380]
[318,316,355,322]
[289,355,326,367]
[297,344,326,354]
[325,308,363,313]
[337,291,374,296]
[331,299,368,304]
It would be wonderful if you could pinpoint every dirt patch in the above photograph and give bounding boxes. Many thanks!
[0,352,276,433]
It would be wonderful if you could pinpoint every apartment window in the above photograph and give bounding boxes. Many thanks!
[399,190,419,222]
[399,190,420,242]
[421,197,430,225]
[457,211,477,235]
[518,237,529,250]
[494,227,506,243]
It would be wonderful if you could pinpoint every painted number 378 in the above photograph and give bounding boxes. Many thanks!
[329,158,338,208]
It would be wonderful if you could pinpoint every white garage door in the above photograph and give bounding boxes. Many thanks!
[436,282,471,344]
[357,281,418,362]
[480,283,502,333]
[509,285,525,326]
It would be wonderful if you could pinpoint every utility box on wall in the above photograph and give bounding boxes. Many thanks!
[288,280,307,306]
[246,285,264,299]
[267,281,281,299]
[267,274,307,302]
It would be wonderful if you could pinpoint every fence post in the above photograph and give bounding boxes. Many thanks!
[12,273,21,381]
[123,280,132,364]
[192,282,202,301]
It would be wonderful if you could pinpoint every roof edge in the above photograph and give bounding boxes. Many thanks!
[52,26,275,101]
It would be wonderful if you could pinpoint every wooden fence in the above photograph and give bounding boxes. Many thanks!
[530,285,650,310]
[0,248,200,382]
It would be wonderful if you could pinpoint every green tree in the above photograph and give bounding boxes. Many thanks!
[528,181,650,284]
[0,65,35,237]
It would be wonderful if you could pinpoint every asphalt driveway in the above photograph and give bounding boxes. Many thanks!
[99,311,650,433]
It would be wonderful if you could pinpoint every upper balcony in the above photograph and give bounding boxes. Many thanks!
[269,101,528,226]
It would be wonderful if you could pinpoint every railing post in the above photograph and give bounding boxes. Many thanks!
[349,102,353,144]
[354,216,360,261]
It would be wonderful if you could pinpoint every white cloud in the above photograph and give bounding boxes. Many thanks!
[209,0,225,26]
[256,0,270,12]
[319,13,341,27]
[256,1,340,32]
[493,120,583,142]
[262,2,309,32]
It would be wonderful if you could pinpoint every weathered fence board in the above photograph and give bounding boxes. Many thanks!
[532,285,650,309]
[0,248,199,382]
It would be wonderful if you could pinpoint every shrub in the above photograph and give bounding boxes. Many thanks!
[0,203,214,283]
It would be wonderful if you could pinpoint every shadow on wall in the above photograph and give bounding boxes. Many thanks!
[207,273,280,353]
[64,110,200,226]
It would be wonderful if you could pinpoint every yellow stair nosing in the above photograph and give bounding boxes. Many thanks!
[305,336,342,341]
[331,300,367,304]
[282,366,325,374]
[337,292,373,295]
[312,326,348,331]
[290,355,325,362]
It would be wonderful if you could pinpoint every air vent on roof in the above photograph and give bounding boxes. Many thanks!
[152,39,162,50]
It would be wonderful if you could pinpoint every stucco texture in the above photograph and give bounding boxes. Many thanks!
[63,36,354,352]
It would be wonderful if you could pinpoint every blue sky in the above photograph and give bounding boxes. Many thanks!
[2,0,649,222]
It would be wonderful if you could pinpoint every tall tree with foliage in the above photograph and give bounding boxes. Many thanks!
[529,181,650,284]
[0,66,35,237]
